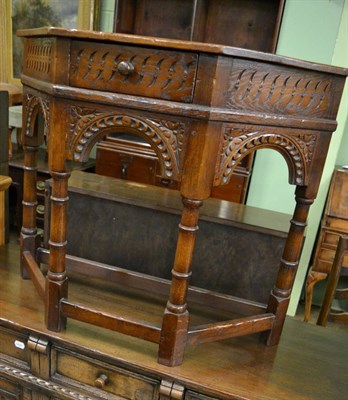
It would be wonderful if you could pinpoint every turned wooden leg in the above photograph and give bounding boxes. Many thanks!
[265,192,313,345]
[20,145,40,279]
[45,171,70,331]
[304,268,327,322]
[158,197,202,366]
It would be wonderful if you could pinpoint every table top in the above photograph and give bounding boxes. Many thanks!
[16,27,348,76]
[1,237,347,400]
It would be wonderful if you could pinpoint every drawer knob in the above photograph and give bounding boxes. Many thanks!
[36,205,45,215]
[94,374,108,389]
[36,180,45,191]
[117,61,135,76]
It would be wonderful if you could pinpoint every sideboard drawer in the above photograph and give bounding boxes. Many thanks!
[54,349,159,399]
[0,328,29,365]
[318,248,348,267]
[322,229,348,247]
[0,375,26,400]
[326,217,348,231]
[70,41,198,103]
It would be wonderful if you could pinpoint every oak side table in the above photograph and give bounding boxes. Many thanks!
[18,27,348,367]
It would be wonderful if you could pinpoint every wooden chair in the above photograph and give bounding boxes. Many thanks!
[317,235,348,326]
[0,175,12,246]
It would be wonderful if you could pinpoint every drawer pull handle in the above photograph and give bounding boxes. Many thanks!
[117,61,135,76]
[14,340,25,350]
[36,180,45,191]
[94,374,108,389]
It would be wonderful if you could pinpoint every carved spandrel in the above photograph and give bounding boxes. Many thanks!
[23,92,50,146]
[67,106,187,181]
[224,60,334,118]
[70,41,198,103]
[215,125,318,187]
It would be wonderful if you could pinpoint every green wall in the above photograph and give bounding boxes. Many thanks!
[247,0,348,315]
[99,0,116,32]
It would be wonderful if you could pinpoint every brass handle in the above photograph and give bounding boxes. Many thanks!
[117,61,135,76]
[94,373,108,389]
[36,205,45,215]
[36,181,45,191]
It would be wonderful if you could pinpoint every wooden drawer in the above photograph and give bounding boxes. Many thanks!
[321,229,344,247]
[0,328,30,365]
[96,137,179,189]
[96,136,249,201]
[0,375,26,400]
[317,248,348,268]
[211,170,249,203]
[53,349,159,399]
[70,41,198,103]
[325,217,348,231]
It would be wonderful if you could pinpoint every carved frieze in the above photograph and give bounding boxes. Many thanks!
[225,60,333,118]
[215,125,317,186]
[23,38,53,81]
[68,106,187,180]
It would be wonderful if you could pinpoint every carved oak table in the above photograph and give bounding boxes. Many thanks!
[18,27,347,367]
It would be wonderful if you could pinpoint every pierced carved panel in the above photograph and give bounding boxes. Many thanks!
[67,106,187,181]
[23,38,53,81]
[69,41,198,102]
[225,60,334,118]
[215,125,318,187]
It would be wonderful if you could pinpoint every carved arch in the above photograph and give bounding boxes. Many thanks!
[68,108,185,181]
[24,93,50,145]
[215,129,317,187]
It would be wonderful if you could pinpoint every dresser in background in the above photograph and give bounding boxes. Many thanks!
[304,167,348,321]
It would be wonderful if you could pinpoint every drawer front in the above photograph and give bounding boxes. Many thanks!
[96,145,158,185]
[54,350,158,399]
[326,217,348,231]
[0,375,25,400]
[322,230,341,246]
[318,248,348,268]
[70,41,198,103]
[0,328,29,365]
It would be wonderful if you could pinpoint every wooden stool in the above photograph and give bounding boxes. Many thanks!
[317,235,348,326]
[0,176,12,246]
